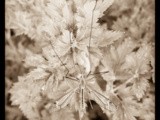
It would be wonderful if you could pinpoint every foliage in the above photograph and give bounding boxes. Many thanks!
[6,0,154,120]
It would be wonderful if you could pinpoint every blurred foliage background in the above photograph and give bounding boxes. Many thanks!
[5,0,154,120]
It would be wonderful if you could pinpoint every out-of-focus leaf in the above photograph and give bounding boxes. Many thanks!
[131,77,150,101]
[24,68,50,81]
[24,52,46,68]
[97,30,124,47]
[110,92,140,120]
[50,107,75,120]
[9,76,44,119]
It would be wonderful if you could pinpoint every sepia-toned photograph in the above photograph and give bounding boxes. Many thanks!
[5,0,155,120]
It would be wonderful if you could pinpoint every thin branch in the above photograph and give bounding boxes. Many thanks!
[88,0,98,74]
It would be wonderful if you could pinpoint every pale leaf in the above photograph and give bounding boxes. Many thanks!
[42,44,62,67]
[100,45,131,82]
[53,30,71,57]
[111,95,139,120]
[131,77,150,101]
[24,68,50,81]
[62,3,74,27]
[24,52,46,68]
[117,37,137,60]
[97,31,124,47]
[122,44,152,75]
[136,44,152,74]
[96,0,114,16]
[9,76,45,120]
[75,0,100,28]
[89,47,103,71]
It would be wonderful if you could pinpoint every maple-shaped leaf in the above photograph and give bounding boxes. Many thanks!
[75,0,114,28]
[44,0,75,33]
[109,91,140,120]
[24,51,47,68]
[52,30,72,57]
[112,100,137,120]
[75,0,100,28]
[24,68,50,81]
[100,38,137,82]
[76,26,123,49]
[96,30,124,47]
[77,27,123,48]
[121,44,152,100]
[131,76,150,101]
[36,16,61,41]
[9,76,45,120]
[10,73,70,120]
[52,28,90,57]
[122,43,152,75]
[43,1,64,21]
[116,37,137,60]
[42,17,61,37]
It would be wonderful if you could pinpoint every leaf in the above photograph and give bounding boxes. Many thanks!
[42,44,62,67]
[9,76,45,120]
[75,0,100,28]
[36,16,60,40]
[122,43,152,75]
[41,74,58,93]
[111,95,139,120]
[97,30,124,47]
[100,44,131,82]
[131,77,150,101]
[13,11,32,36]
[76,27,99,49]
[76,26,123,48]
[75,0,114,28]
[136,44,152,74]
[52,30,71,57]
[44,0,75,33]
[24,52,46,68]
[24,67,50,81]
[89,47,103,71]
[116,37,137,60]
[62,2,74,27]
[96,0,114,16]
